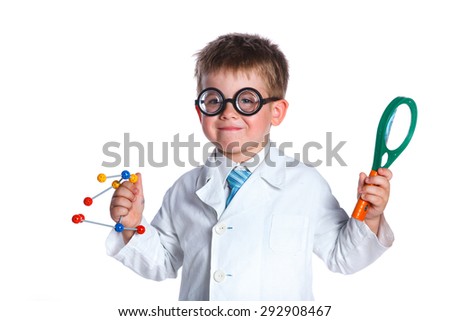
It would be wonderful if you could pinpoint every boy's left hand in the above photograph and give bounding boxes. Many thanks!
[357,168,393,221]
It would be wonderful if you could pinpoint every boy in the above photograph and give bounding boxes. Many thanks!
[106,33,393,300]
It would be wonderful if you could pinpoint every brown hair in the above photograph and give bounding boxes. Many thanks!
[194,33,289,98]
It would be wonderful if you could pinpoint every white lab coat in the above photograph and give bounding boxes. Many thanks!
[106,146,394,300]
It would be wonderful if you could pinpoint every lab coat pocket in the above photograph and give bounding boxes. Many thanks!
[269,215,309,253]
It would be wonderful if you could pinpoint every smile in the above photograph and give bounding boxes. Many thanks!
[218,126,243,131]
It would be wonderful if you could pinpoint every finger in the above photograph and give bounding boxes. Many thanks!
[112,182,138,201]
[111,195,133,210]
[110,205,130,221]
[120,181,139,196]
[377,167,393,180]
[361,193,384,209]
[361,184,386,200]
[357,172,367,196]
[365,174,390,191]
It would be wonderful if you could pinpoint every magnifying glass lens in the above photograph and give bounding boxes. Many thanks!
[385,103,412,151]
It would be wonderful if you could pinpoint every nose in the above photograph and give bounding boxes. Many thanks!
[220,99,238,119]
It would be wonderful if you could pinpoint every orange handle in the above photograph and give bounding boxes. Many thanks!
[351,170,378,221]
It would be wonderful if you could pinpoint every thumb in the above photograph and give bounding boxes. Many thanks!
[133,172,144,200]
[129,172,145,223]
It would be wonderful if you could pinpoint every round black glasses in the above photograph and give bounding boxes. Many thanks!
[195,87,280,116]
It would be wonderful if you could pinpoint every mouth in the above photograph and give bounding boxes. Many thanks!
[218,126,244,131]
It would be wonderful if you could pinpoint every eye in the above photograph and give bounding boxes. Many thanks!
[240,97,256,104]
[237,90,260,112]
[201,91,222,105]
[199,90,223,114]
[206,98,221,105]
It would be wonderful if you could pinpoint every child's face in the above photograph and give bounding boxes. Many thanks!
[197,69,288,162]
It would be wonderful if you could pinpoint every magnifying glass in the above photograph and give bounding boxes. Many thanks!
[352,97,418,221]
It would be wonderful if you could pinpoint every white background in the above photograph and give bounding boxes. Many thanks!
[1,1,448,320]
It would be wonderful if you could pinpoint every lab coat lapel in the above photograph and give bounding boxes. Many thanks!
[195,166,226,218]
[258,146,286,189]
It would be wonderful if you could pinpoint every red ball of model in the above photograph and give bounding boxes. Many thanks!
[83,197,93,206]
[136,225,146,234]
[72,214,81,224]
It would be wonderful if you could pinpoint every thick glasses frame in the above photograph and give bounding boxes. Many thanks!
[195,87,281,116]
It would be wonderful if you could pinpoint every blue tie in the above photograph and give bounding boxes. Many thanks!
[226,168,251,207]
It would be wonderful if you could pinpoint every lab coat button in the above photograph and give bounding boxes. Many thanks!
[213,270,226,283]
[215,223,227,235]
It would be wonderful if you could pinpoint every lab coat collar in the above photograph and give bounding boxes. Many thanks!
[195,149,227,215]
[195,165,226,215]
[257,144,286,189]
[195,145,287,216]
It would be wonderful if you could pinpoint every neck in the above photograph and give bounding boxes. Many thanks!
[221,141,268,164]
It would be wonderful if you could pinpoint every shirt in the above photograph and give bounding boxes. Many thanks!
[210,146,268,204]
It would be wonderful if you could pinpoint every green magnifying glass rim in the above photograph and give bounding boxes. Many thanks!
[372,96,418,170]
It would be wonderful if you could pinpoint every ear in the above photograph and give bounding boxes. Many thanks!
[270,99,289,126]
[195,105,203,123]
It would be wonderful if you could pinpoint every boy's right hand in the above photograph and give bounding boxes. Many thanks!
[110,172,145,243]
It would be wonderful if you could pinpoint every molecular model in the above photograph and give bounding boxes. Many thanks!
[71,170,146,234]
